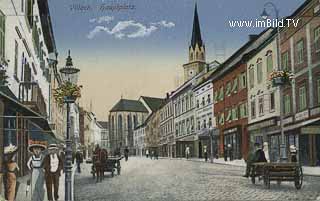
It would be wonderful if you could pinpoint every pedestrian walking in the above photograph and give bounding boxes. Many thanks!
[124,147,129,161]
[227,144,233,161]
[146,149,149,158]
[151,150,154,160]
[185,146,190,160]
[27,143,46,201]
[203,146,208,162]
[3,144,19,201]
[43,144,63,201]
[75,150,83,173]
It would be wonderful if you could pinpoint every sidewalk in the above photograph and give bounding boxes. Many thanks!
[164,157,320,176]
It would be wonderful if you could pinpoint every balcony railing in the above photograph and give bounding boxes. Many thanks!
[19,82,47,117]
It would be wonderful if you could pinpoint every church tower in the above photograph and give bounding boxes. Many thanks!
[183,3,206,82]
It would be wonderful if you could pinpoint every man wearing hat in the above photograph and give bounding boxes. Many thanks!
[3,144,19,201]
[27,143,46,201]
[43,144,63,201]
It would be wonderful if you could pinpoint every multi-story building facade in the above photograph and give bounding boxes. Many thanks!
[273,0,320,166]
[98,121,110,151]
[212,29,274,160]
[246,33,283,162]
[145,110,161,154]
[133,123,146,156]
[0,0,58,179]
[159,94,174,157]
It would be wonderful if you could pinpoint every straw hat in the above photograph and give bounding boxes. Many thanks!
[48,143,59,150]
[28,143,47,153]
[4,144,18,155]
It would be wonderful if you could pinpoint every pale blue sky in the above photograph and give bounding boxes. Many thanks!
[48,0,304,119]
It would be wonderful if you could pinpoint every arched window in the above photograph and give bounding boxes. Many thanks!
[196,52,199,60]
[111,116,115,131]
[133,115,137,128]
[118,115,123,131]
[127,114,132,130]
[190,52,193,61]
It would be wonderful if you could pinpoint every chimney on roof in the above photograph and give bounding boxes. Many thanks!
[248,34,259,41]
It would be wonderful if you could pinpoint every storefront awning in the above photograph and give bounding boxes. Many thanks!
[0,88,59,144]
[177,135,195,142]
[266,117,320,135]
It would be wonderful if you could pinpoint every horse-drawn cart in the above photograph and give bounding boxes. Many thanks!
[250,162,303,190]
[92,156,123,178]
[105,156,123,177]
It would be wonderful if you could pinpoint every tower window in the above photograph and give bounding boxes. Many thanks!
[190,53,193,61]
[196,52,199,60]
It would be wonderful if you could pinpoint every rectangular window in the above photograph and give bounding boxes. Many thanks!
[219,113,224,125]
[297,40,304,64]
[0,10,5,60]
[14,40,18,78]
[251,100,256,119]
[282,52,289,71]
[299,86,307,111]
[257,62,263,84]
[239,72,246,89]
[214,91,218,103]
[207,94,211,104]
[219,86,224,101]
[267,54,273,74]
[270,92,275,112]
[226,109,232,122]
[284,94,291,115]
[317,78,320,105]
[258,96,264,115]
[249,68,254,89]
[226,82,231,96]
[231,106,238,120]
[314,26,320,52]
[231,77,238,93]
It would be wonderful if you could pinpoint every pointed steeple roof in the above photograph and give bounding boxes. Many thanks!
[190,3,203,49]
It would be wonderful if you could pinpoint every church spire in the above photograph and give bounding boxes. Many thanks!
[190,3,203,49]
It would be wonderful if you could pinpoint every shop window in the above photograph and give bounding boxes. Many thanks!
[298,86,307,111]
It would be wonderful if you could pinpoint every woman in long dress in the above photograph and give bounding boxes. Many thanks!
[27,144,46,201]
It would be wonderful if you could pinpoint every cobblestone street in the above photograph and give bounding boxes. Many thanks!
[74,157,320,201]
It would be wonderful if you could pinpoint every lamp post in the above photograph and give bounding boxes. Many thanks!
[261,3,287,162]
[59,50,80,201]
[209,127,215,163]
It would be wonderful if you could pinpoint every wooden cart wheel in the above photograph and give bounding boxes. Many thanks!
[294,166,303,190]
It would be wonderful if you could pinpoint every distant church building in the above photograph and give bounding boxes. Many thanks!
[183,3,206,82]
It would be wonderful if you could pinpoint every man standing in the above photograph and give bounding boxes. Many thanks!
[203,146,208,162]
[43,144,63,201]
[124,146,129,161]
[185,146,190,160]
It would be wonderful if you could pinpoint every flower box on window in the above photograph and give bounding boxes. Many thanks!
[269,70,293,87]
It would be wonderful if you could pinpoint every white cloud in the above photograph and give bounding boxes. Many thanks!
[87,19,175,39]
[151,20,175,28]
[89,16,114,24]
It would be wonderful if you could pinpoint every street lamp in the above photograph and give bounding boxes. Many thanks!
[261,3,287,162]
[59,50,80,201]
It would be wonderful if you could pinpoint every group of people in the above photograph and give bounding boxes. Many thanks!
[145,149,158,160]
[3,143,64,201]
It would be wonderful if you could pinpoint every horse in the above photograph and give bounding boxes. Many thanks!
[92,147,108,182]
